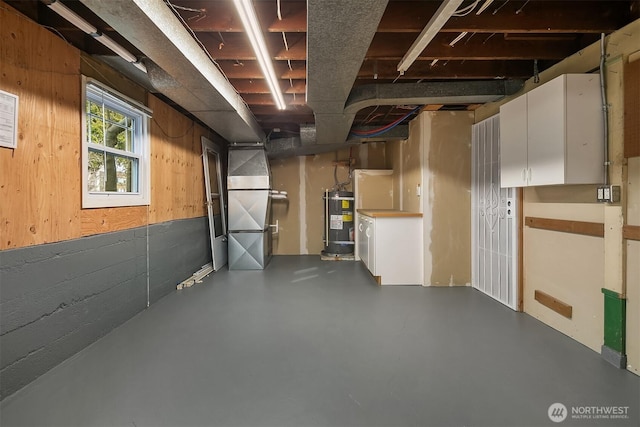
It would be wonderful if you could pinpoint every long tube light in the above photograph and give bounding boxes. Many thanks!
[233,0,287,110]
[43,0,146,73]
[397,0,464,74]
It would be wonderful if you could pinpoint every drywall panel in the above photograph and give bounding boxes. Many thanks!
[269,144,388,255]
[354,170,394,210]
[624,58,640,158]
[524,227,604,352]
[386,140,402,211]
[524,203,604,352]
[0,216,210,399]
[402,119,422,214]
[422,111,473,286]
[627,240,640,375]
[270,157,302,254]
[626,157,640,375]
[304,150,352,254]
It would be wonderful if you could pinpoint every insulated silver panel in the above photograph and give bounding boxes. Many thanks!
[228,231,271,270]
[228,149,271,190]
[228,190,271,231]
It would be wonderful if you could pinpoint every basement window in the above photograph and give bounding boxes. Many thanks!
[82,78,152,208]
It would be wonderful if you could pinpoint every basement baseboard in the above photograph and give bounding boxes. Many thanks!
[601,345,627,369]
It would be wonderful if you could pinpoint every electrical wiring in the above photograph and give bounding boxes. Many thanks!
[349,106,421,138]
[452,0,481,17]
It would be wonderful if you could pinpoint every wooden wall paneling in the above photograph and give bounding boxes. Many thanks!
[1,10,55,248]
[525,216,605,238]
[50,36,82,243]
[623,225,640,241]
[81,206,148,237]
[149,96,173,223]
[535,290,573,319]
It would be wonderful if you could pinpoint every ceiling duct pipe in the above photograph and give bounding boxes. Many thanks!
[306,0,389,146]
[80,0,265,143]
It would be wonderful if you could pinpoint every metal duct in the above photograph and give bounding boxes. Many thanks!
[80,0,265,143]
[344,81,524,114]
[268,80,522,157]
[306,0,389,145]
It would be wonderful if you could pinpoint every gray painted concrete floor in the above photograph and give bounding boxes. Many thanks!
[1,255,638,427]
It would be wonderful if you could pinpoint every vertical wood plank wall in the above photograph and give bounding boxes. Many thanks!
[0,5,208,250]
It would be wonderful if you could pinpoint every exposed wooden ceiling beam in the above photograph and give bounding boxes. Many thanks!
[171,1,630,34]
[377,1,630,33]
[243,93,307,106]
[358,59,533,79]
[198,32,305,61]
[171,1,306,33]
[230,79,306,94]
[367,33,581,60]
[216,60,306,79]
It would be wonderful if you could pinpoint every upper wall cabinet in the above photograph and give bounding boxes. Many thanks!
[500,74,604,188]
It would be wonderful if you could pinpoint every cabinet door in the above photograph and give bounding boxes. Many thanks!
[357,216,368,265]
[527,76,566,186]
[366,218,376,274]
[499,95,528,187]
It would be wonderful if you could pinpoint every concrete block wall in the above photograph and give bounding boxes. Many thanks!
[0,217,210,399]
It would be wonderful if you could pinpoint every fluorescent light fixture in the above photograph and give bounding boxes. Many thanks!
[397,0,464,74]
[233,0,287,110]
[430,59,439,67]
[46,0,97,34]
[449,31,468,47]
[94,34,138,63]
[43,0,146,73]
[476,0,495,15]
[132,61,147,73]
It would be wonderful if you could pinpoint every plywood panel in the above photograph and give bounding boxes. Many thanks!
[50,41,81,244]
[0,5,208,249]
[81,207,148,237]
[147,95,207,225]
[0,6,81,249]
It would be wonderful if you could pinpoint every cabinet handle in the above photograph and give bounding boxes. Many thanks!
[358,223,363,232]
[365,227,371,238]
[521,168,526,183]
[528,168,532,183]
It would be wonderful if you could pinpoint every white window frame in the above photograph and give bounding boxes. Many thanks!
[82,77,152,208]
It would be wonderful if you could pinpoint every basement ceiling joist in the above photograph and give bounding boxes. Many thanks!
[10,0,638,146]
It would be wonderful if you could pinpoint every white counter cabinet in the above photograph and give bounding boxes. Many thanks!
[357,210,423,285]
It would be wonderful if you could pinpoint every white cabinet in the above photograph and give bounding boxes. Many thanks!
[357,210,423,285]
[500,74,604,188]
